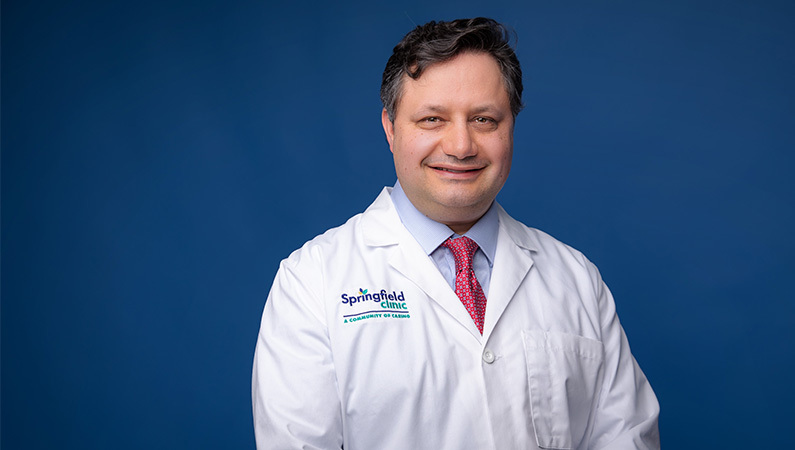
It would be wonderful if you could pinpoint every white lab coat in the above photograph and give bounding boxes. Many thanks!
[252,188,660,449]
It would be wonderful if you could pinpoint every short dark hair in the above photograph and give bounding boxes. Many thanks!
[380,17,523,122]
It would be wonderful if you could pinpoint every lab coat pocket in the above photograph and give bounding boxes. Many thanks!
[522,330,605,450]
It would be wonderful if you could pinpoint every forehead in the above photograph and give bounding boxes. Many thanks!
[397,52,509,113]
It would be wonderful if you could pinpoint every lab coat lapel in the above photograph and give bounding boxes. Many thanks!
[482,205,536,341]
[389,238,484,341]
[360,189,484,342]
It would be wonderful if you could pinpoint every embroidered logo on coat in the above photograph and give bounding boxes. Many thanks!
[340,288,411,323]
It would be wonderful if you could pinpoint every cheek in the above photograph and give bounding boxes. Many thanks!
[397,133,435,166]
[502,148,513,169]
[392,144,418,178]
[498,134,513,170]
[490,144,513,182]
[503,153,513,179]
[501,159,512,181]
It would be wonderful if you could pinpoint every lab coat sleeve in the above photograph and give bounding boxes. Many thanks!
[589,263,661,450]
[252,251,343,450]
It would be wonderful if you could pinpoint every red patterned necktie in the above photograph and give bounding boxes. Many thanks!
[441,236,487,334]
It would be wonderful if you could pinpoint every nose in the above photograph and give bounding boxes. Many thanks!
[442,122,477,159]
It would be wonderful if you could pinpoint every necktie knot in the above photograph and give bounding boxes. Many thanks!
[441,236,479,274]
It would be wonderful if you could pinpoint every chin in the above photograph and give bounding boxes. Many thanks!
[435,189,493,210]
[435,198,491,220]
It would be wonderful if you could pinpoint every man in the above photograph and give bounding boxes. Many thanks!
[252,17,660,449]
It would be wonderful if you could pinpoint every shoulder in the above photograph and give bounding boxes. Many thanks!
[266,209,368,316]
[281,210,363,270]
[280,187,398,270]
[496,204,600,278]
[497,205,588,259]
[496,205,611,318]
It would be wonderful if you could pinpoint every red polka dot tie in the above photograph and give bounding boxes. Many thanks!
[441,236,487,334]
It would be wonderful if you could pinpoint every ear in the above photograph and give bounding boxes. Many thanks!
[381,108,395,153]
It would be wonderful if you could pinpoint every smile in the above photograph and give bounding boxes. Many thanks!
[431,166,483,173]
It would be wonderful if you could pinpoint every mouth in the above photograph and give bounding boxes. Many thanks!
[428,165,486,181]
[430,166,484,174]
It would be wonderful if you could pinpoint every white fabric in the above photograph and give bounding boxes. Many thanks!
[252,187,660,450]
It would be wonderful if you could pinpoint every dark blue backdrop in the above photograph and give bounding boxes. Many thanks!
[3,0,794,448]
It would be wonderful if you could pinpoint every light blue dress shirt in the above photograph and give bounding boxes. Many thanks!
[389,181,499,296]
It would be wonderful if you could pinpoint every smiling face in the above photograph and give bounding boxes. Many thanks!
[382,52,514,234]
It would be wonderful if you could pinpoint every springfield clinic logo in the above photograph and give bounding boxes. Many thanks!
[341,288,410,324]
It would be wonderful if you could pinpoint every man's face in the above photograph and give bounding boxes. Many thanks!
[382,52,514,234]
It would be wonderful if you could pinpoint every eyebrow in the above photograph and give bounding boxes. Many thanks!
[418,105,447,114]
[416,104,503,115]
[470,105,502,115]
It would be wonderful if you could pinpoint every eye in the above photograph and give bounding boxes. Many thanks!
[472,116,498,130]
[417,116,444,129]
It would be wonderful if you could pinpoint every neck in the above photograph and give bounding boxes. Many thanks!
[446,221,476,235]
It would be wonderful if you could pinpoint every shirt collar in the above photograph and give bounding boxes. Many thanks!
[390,181,499,267]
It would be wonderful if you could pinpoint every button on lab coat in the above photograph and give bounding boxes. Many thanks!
[252,188,660,449]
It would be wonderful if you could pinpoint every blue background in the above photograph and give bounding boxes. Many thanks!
[3,0,794,448]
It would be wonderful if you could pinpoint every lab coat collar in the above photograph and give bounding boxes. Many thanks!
[360,187,403,247]
[481,204,537,341]
[361,188,484,340]
[360,188,538,343]
[493,202,538,252]
[389,181,454,255]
